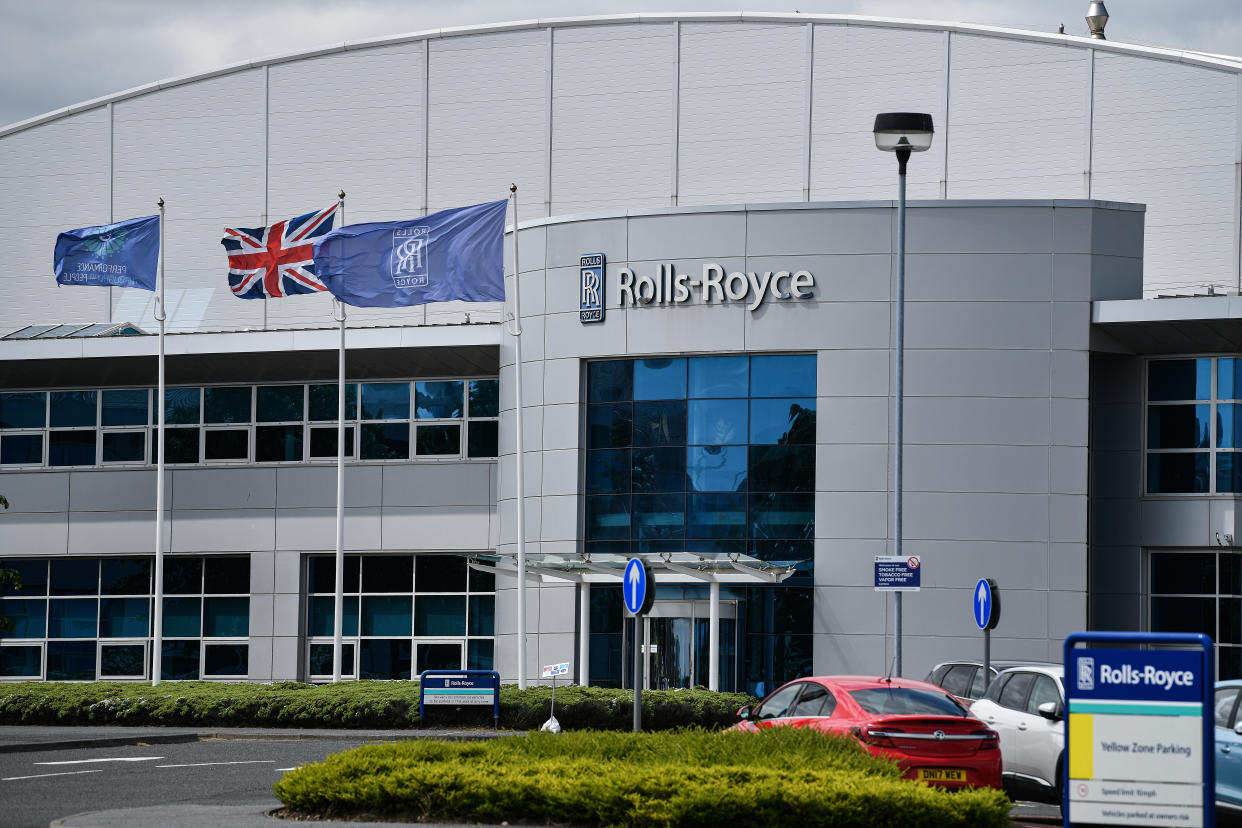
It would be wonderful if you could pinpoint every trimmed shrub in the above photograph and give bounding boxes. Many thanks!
[0,681,752,731]
[274,728,1012,827]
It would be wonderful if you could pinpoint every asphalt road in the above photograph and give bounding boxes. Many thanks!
[0,736,370,827]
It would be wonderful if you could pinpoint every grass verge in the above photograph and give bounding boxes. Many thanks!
[274,727,1012,827]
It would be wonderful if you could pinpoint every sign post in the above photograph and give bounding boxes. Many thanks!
[874,555,920,674]
[1063,631,1214,828]
[972,578,1000,691]
[623,557,654,732]
[541,661,570,733]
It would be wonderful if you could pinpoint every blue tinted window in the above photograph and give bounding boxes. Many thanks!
[205,556,250,594]
[256,386,303,422]
[204,644,248,676]
[1223,359,1242,400]
[750,399,816,444]
[162,428,199,463]
[362,556,412,593]
[0,392,46,429]
[161,640,200,680]
[361,596,411,636]
[204,429,248,461]
[750,355,815,398]
[204,597,249,636]
[0,645,41,677]
[47,640,96,680]
[588,403,632,449]
[469,595,495,636]
[164,388,201,424]
[50,391,96,427]
[1221,405,1240,449]
[308,383,358,421]
[415,595,467,636]
[0,559,47,596]
[750,493,814,539]
[416,381,464,419]
[1147,453,1210,494]
[687,493,746,539]
[308,595,359,636]
[48,598,98,638]
[49,431,96,466]
[360,639,411,680]
[467,421,498,458]
[256,425,302,462]
[688,399,747,445]
[750,445,815,492]
[98,559,149,597]
[163,597,201,637]
[416,424,460,455]
[164,558,202,594]
[469,380,499,417]
[467,640,494,671]
[1148,359,1211,401]
[0,599,45,637]
[588,361,633,403]
[1220,454,1242,493]
[102,432,145,462]
[634,401,686,446]
[101,389,148,426]
[360,383,410,420]
[1,434,42,464]
[51,559,97,595]
[634,358,686,400]
[632,447,685,493]
[586,495,630,541]
[687,445,747,492]
[100,598,149,637]
[689,356,748,398]
[309,642,355,676]
[1148,405,1211,449]
[415,555,467,593]
[308,555,361,594]
[587,449,630,494]
[204,386,251,424]
[632,493,685,539]
[360,423,408,459]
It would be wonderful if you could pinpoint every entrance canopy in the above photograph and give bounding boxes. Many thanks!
[471,550,800,585]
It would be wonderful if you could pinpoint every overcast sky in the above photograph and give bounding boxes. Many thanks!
[3,0,1240,128]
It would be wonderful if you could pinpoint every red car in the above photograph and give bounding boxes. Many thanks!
[728,675,1002,790]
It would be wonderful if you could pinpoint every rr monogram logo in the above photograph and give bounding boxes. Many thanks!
[391,226,430,288]
[579,253,605,323]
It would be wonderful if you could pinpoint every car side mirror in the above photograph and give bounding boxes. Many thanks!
[1234,721,1242,736]
[1038,701,1062,721]
[737,705,751,720]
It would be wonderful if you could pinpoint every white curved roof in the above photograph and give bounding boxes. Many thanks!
[1,12,1239,333]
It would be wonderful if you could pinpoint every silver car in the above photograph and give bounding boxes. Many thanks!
[969,665,1065,804]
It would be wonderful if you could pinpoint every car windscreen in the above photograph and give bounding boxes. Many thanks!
[847,686,968,717]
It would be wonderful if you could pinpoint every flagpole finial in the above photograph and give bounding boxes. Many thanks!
[510,183,517,194]
[157,197,164,208]
[338,190,345,200]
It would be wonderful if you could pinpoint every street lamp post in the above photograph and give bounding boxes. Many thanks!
[873,113,934,677]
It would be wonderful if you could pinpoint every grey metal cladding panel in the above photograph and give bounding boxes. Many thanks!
[275,507,381,551]
[170,509,275,552]
[905,301,1051,350]
[815,491,888,539]
[551,25,673,214]
[1051,444,1089,496]
[746,300,889,352]
[381,463,493,507]
[1089,206,1145,260]
[816,444,887,492]
[0,472,69,512]
[274,465,382,509]
[268,42,426,221]
[1090,450,1141,499]
[0,512,68,555]
[814,631,889,676]
[906,397,1047,445]
[1049,541,1087,592]
[427,30,546,223]
[68,511,157,555]
[172,467,278,510]
[1140,499,1210,548]
[906,206,1056,254]
[817,349,889,397]
[906,253,1051,302]
[745,209,892,256]
[810,25,946,201]
[1091,497,1140,547]
[627,212,746,261]
[816,397,890,444]
[381,505,494,550]
[506,225,547,276]
[678,23,805,204]
[743,254,890,303]
[903,349,1049,397]
[904,491,1049,542]
[815,585,888,635]
[1090,545,1141,595]
[545,219,628,271]
[1091,354,1143,404]
[903,444,1050,494]
[628,303,749,356]
[69,469,161,511]
[545,310,626,360]
[903,539,1053,589]
[948,35,1087,196]
[544,266,589,315]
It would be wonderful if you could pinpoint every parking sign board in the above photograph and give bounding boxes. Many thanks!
[1063,632,1213,828]
[874,555,920,591]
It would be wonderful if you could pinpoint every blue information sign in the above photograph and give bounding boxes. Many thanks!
[623,557,653,615]
[973,578,999,630]
[418,670,501,724]
[874,555,920,591]
[1063,632,1214,828]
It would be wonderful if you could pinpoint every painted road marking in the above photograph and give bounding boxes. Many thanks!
[3,769,104,782]
[34,757,163,765]
[156,760,276,768]
[275,767,298,772]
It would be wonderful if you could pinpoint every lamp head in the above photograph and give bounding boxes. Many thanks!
[873,112,935,153]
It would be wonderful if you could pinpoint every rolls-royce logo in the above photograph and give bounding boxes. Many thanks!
[580,253,605,323]
[1077,657,1095,691]
[392,226,429,288]
[933,730,946,741]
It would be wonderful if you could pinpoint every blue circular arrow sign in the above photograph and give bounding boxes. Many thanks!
[623,557,653,616]
[974,578,1000,630]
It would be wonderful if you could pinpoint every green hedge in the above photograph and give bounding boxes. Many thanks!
[0,681,752,731]
[275,728,1012,827]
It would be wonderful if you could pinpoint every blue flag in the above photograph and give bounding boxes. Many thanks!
[54,215,160,291]
[312,200,506,308]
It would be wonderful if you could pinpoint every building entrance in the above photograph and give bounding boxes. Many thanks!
[622,600,738,693]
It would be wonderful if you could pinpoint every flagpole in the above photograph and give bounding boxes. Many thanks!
[509,184,527,690]
[152,197,166,686]
[332,189,347,683]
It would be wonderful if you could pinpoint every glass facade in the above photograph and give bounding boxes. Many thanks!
[0,556,250,681]
[0,378,499,468]
[584,355,815,696]
[304,554,495,680]
[1145,358,1242,493]
[1149,550,1242,679]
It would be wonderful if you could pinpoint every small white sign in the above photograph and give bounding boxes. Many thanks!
[542,662,570,678]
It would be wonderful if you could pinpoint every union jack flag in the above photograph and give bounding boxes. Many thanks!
[221,205,337,299]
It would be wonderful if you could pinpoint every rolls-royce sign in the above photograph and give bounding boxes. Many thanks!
[619,262,814,311]
[579,253,605,323]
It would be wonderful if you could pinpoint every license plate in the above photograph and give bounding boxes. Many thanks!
[916,768,966,782]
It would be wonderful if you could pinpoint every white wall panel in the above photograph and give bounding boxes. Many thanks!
[948,35,1087,200]
[810,25,946,201]
[551,24,673,214]
[428,30,546,223]
[113,71,267,332]
[1091,53,1239,295]
[0,108,112,331]
[678,22,805,205]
